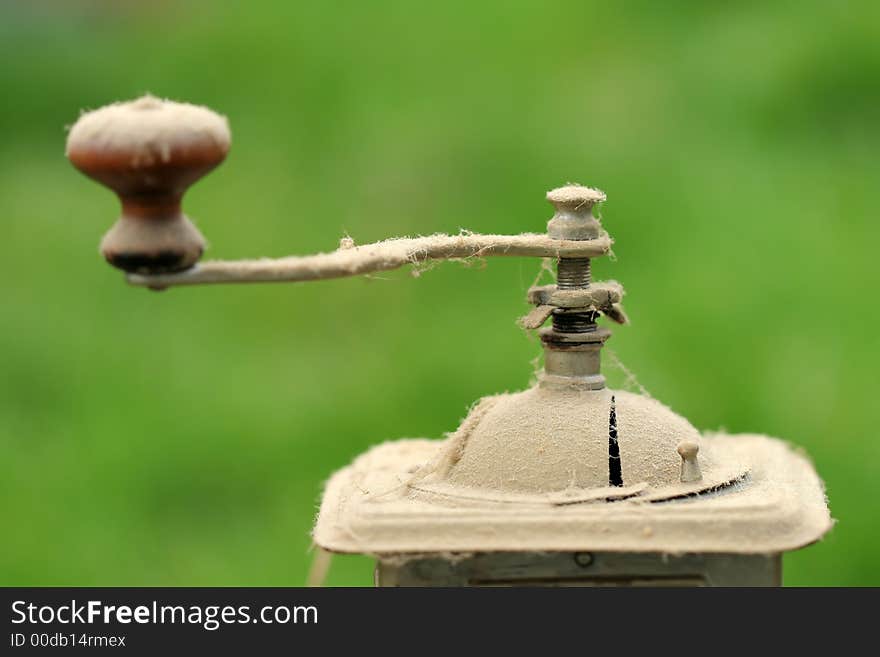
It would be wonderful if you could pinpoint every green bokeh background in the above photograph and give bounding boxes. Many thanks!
[1,0,877,586]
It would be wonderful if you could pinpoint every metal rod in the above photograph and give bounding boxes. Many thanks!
[125,232,612,289]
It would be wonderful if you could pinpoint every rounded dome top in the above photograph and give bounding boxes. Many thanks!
[441,387,704,494]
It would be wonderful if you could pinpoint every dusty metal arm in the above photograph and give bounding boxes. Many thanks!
[125,232,612,289]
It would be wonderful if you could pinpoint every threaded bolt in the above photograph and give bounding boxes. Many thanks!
[552,310,599,333]
[546,185,606,335]
[556,257,592,290]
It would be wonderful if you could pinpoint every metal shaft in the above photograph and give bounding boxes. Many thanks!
[541,186,610,389]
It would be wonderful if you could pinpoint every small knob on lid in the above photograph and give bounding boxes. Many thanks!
[677,440,703,483]
[66,95,231,273]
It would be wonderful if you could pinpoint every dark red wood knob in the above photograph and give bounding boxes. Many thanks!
[66,95,230,273]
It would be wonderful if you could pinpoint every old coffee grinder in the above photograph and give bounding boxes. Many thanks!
[66,96,832,586]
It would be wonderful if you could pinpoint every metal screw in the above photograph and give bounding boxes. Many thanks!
[546,185,606,334]
[556,257,592,289]
[573,552,594,568]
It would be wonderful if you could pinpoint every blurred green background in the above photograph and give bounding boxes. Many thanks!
[1,0,877,586]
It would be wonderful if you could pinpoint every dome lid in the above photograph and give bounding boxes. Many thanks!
[407,385,747,506]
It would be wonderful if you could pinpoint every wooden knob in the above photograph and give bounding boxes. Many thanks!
[66,95,230,273]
